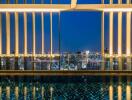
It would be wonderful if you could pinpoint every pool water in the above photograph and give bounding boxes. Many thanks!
[0,76,129,100]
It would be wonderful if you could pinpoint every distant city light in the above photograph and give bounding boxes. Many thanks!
[85,50,90,55]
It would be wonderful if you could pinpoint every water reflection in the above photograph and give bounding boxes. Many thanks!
[6,86,10,100]
[0,76,130,99]
[24,86,27,100]
[15,86,18,100]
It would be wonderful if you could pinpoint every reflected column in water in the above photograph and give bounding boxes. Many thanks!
[126,77,131,100]
[24,86,27,100]
[0,86,2,99]
[42,86,45,99]
[101,75,106,99]
[50,87,53,100]
[15,86,19,100]
[6,86,10,100]
[118,77,122,100]
[109,77,113,100]
[33,86,36,99]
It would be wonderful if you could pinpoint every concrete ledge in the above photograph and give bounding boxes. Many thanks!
[0,70,131,76]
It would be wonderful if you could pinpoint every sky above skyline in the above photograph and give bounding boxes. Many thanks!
[0,0,130,53]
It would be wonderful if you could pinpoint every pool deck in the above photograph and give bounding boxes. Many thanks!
[0,70,131,76]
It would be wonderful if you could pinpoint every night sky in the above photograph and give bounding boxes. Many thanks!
[0,0,129,53]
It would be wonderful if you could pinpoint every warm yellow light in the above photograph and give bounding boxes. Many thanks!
[118,85,122,100]
[109,85,113,100]
[126,85,131,100]
[0,8,65,12]
[109,11,113,57]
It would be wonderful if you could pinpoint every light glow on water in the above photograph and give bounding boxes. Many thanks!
[0,76,129,100]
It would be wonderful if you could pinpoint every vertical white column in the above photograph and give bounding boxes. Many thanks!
[109,0,113,57]
[109,0,113,70]
[6,12,10,56]
[32,0,36,70]
[15,12,19,57]
[0,13,2,56]
[23,0,27,70]
[41,12,44,55]
[24,0,27,57]
[101,0,105,70]
[126,0,131,70]
[101,0,104,56]
[32,12,36,70]
[118,1,122,70]
[50,12,53,57]
[6,0,10,56]
[0,13,2,69]
[24,12,27,56]
[32,12,36,57]
[49,0,53,70]
[118,0,122,57]
[15,0,19,57]
[126,0,131,52]
[58,9,61,69]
